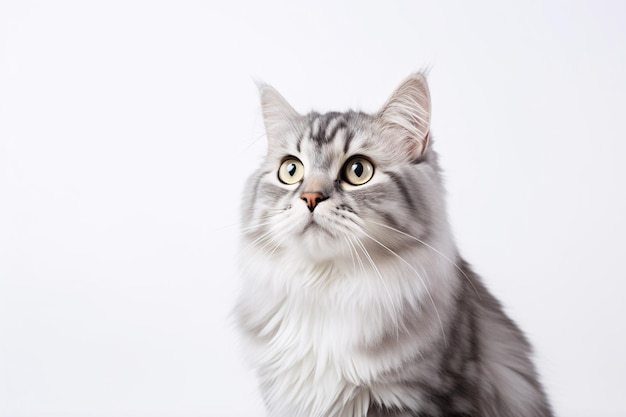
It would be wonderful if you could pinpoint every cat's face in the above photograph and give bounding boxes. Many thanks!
[241,74,446,264]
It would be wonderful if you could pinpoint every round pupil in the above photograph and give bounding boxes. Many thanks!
[287,163,297,176]
[352,161,364,177]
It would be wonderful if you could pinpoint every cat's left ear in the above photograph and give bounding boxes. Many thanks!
[378,73,431,159]
[259,84,301,148]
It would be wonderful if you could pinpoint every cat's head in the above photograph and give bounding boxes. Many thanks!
[241,74,450,265]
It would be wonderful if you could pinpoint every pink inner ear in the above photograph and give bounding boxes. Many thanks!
[404,133,428,160]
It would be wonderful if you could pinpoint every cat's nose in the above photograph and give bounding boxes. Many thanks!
[300,192,327,212]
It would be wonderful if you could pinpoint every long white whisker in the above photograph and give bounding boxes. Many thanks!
[256,228,286,256]
[367,220,479,297]
[238,131,267,155]
[361,230,446,346]
[241,229,274,254]
[239,235,273,273]
[267,229,291,257]
[239,221,278,232]
[347,235,367,279]
[213,211,284,232]
[353,236,400,333]
[342,235,358,276]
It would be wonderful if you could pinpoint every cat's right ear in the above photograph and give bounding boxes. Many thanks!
[259,84,301,148]
[378,73,431,160]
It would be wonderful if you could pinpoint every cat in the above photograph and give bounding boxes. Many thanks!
[234,73,553,417]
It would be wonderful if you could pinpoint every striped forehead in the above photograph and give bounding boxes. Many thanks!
[297,112,363,163]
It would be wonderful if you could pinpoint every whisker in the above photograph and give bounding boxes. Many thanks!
[267,229,290,257]
[241,229,274,254]
[241,236,271,271]
[238,131,267,155]
[258,235,281,256]
[342,235,358,277]
[239,230,282,273]
[352,236,400,333]
[345,234,368,280]
[360,230,446,346]
[239,221,277,232]
[213,211,283,232]
[367,220,479,297]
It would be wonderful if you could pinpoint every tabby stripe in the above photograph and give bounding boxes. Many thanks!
[310,116,323,144]
[325,117,347,142]
[387,171,417,212]
[370,207,402,233]
[296,132,304,153]
[309,113,346,145]
[343,129,355,154]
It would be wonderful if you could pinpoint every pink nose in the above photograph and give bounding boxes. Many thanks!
[301,192,326,212]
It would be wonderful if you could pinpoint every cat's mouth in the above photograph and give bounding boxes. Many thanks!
[302,218,332,236]
[295,217,345,260]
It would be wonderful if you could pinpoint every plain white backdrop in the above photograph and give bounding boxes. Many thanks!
[1,1,625,416]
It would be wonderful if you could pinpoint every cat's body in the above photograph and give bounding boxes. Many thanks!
[234,74,553,417]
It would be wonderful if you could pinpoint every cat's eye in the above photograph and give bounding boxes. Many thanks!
[342,156,374,185]
[278,157,305,184]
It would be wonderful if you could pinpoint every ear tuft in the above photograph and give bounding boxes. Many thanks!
[259,84,300,146]
[378,73,431,159]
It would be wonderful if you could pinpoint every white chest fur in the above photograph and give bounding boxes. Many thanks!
[236,247,459,417]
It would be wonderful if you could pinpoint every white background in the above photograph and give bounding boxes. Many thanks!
[1,1,625,416]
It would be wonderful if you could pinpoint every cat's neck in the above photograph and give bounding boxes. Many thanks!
[239,232,460,306]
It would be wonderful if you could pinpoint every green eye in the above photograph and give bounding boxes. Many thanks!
[278,157,304,184]
[343,156,374,185]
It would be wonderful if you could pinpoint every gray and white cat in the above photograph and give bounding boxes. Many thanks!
[234,73,553,417]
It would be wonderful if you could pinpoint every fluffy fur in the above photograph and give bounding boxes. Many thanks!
[234,73,553,417]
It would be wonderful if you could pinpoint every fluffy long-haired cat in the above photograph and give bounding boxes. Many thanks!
[234,73,553,417]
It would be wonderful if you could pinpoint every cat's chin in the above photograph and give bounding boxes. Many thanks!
[292,225,349,263]
[296,238,344,262]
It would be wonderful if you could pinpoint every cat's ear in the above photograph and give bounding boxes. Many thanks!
[378,73,431,159]
[259,84,301,147]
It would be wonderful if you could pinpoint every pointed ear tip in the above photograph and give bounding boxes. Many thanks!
[257,83,274,97]
[408,72,429,87]
[259,85,286,108]
[252,78,269,92]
